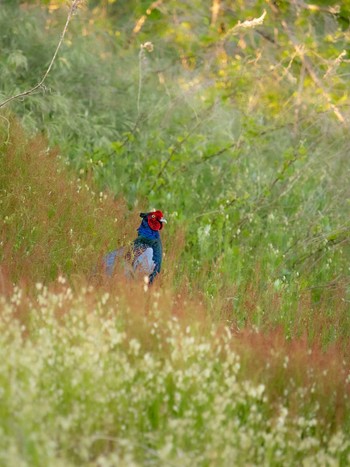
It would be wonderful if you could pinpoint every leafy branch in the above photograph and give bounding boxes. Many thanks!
[0,0,82,110]
[149,104,215,192]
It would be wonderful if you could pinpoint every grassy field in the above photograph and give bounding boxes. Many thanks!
[1,118,350,466]
[1,1,350,465]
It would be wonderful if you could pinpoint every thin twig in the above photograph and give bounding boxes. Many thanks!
[172,138,243,178]
[202,139,242,161]
[0,0,81,109]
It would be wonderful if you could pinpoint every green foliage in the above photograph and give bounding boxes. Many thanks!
[0,0,349,328]
[0,2,350,463]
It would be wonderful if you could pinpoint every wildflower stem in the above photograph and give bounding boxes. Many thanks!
[137,47,144,116]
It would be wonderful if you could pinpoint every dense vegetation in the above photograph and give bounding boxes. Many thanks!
[0,0,350,464]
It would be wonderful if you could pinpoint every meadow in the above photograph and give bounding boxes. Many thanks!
[1,1,350,465]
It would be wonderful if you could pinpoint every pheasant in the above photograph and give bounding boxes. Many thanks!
[104,210,167,284]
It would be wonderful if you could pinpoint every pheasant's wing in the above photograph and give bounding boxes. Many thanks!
[104,247,126,276]
[104,244,156,279]
[132,247,155,276]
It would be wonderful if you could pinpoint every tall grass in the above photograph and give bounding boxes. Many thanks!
[0,118,135,283]
[0,119,350,465]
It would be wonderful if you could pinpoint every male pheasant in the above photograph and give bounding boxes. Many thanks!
[104,210,167,284]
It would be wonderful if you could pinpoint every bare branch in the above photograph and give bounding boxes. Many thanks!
[211,0,221,26]
[0,0,82,110]
[224,10,267,39]
[323,50,347,79]
[266,0,348,126]
[132,0,163,36]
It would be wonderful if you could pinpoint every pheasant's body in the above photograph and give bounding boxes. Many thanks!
[104,211,166,284]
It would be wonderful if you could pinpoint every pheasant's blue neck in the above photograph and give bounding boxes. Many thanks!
[137,218,160,241]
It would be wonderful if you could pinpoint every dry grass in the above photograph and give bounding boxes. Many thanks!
[0,118,136,284]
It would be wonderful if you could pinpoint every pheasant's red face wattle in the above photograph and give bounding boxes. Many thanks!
[147,210,166,231]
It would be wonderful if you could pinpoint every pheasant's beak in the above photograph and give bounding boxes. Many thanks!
[160,217,167,224]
